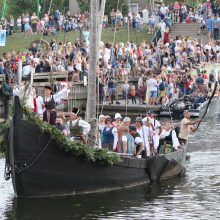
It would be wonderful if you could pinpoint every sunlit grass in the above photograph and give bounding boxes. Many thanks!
[0,27,153,55]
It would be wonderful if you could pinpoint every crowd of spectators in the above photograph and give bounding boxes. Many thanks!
[1,2,220,109]
[1,35,219,107]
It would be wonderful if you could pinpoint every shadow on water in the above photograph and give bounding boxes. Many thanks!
[4,178,184,220]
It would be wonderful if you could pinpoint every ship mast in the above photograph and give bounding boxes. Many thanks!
[86,0,105,120]
[86,0,99,120]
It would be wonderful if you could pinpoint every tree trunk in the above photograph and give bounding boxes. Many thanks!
[86,0,99,121]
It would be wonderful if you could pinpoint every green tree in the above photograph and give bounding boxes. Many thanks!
[77,0,128,16]
[77,0,89,12]
[105,0,128,16]
[4,0,69,18]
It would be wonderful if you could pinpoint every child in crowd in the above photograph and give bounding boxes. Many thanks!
[130,85,136,104]
[122,80,129,104]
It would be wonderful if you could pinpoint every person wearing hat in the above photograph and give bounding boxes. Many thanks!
[135,117,152,158]
[42,83,71,125]
[67,107,91,143]
[129,126,144,157]
[98,114,106,130]
[112,113,122,129]
[101,117,118,151]
[146,111,161,130]
[55,114,68,136]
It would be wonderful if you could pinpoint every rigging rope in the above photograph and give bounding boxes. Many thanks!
[100,70,111,115]
[36,0,53,55]
[127,0,131,42]
[15,137,52,174]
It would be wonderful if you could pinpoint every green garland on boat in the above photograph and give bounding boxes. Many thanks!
[0,122,9,153]
[23,107,121,165]
[0,122,9,135]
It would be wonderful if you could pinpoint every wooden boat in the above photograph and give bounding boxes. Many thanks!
[6,97,187,197]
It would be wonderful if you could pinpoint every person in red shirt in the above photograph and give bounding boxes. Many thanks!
[130,85,136,104]
[137,46,143,58]
[203,70,209,81]
[186,76,193,95]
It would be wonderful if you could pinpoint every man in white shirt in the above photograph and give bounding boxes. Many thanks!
[142,7,149,24]
[17,16,22,32]
[31,87,44,119]
[158,20,167,40]
[129,126,144,157]
[148,74,158,106]
[143,111,161,154]
[160,3,168,17]
[135,117,152,157]
[67,107,91,144]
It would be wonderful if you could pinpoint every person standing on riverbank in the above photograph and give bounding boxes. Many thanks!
[178,110,202,145]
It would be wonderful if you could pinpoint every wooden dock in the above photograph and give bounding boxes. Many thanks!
[0,72,161,119]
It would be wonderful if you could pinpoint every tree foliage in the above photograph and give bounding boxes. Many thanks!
[77,0,128,16]
[77,0,90,12]
[5,0,69,18]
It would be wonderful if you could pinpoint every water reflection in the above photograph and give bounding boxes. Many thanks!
[4,178,183,220]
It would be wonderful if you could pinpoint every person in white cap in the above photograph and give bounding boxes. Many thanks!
[135,117,152,158]
[112,113,122,129]
[98,114,106,131]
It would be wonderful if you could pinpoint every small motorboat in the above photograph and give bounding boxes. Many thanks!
[160,95,209,119]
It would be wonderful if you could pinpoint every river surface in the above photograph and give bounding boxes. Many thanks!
[0,100,220,220]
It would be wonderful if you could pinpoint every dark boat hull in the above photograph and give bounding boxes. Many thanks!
[8,97,187,197]
[10,118,154,197]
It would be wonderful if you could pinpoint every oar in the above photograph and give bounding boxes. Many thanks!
[197,81,218,129]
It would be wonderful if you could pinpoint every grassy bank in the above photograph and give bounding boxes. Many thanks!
[0,27,153,55]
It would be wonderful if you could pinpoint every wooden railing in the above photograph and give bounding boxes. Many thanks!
[0,71,140,118]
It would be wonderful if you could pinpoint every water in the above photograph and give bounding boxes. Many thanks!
[0,100,220,220]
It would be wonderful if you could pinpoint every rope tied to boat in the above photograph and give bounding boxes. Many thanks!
[15,137,52,174]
